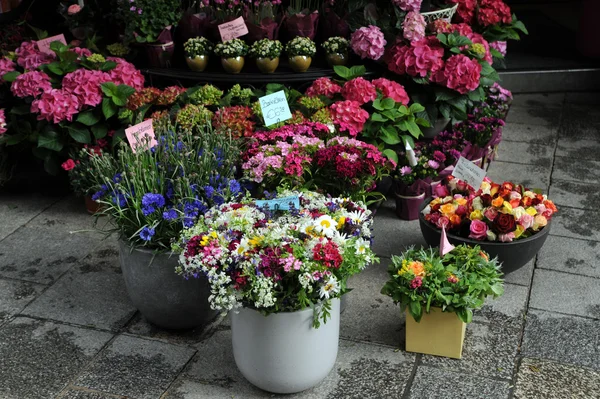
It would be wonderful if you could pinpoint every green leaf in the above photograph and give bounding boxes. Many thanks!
[409,301,422,322]
[333,65,352,80]
[349,65,366,78]
[49,41,68,53]
[100,61,117,72]
[480,61,495,76]
[436,33,448,45]
[381,98,396,110]
[512,19,528,34]
[102,98,117,119]
[10,104,30,115]
[401,134,415,150]
[415,117,431,128]
[38,130,63,152]
[370,112,387,123]
[406,120,422,138]
[382,149,398,164]
[409,103,425,114]
[380,126,401,145]
[66,124,91,144]
[449,47,461,54]
[101,82,118,97]
[76,111,101,126]
[491,284,504,296]
[28,24,48,40]
[435,89,456,102]
[489,48,503,59]
[116,84,136,100]
[2,71,21,82]
[91,124,108,139]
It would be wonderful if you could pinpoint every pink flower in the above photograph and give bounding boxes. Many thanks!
[329,100,369,137]
[410,276,422,289]
[490,41,507,57]
[478,0,512,26]
[371,78,410,105]
[519,214,534,230]
[434,184,449,198]
[15,41,55,70]
[11,71,53,98]
[484,207,498,221]
[447,0,477,24]
[452,23,474,37]
[468,32,493,64]
[106,57,145,91]
[61,159,76,171]
[350,25,387,61]
[429,19,453,34]
[62,69,111,107]
[0,109,7,135]
[0,57,16,77]
[427,160,440,169]
[498,232,515,242]
[388,37,445,78]
[393,0,422,11]
[67,4,82,15]
[71,47,93,58]
[341,78,377,105]
[469,219,488,240]
[400,166,412,176]
[441,55,482,94]
[305,77,342,99]
[31,89,81,124]
[437,216,450,229]
[403,11,426,42]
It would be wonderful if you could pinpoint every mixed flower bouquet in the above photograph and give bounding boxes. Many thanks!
[285,36,316,57]
[452,106,504,161]
[482,82,512,120]
[422,177,558,242]
[175,190,377,326]
[214,39,249,58]
[248,39,283,59]
[184,37,214,58]
[322,36,349,55]
[381,245,504,323]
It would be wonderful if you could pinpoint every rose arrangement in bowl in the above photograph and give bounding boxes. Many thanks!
[322,36,349,66]
[184,37,214,72]
[248,39,283,73]
[215,39,249,73]
[285,37,316,72]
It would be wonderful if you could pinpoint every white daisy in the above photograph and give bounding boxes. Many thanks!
[319,276,340,299]
[314,215,337,237]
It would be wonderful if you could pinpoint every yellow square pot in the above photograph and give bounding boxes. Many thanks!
[405,308,466,359]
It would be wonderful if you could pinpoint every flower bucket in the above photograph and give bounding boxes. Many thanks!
[84,195,102,215]
[284,11,319,40]
[231,298,340,394]
[395,192,426,221]
[289,55,312,72]
[405,307,466,359]
[245,17,281,42]
[143,41,175,68]
[421,117,451,139]
[221,56,245,73]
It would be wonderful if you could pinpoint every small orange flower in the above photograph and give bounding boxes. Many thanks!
[455,197,468,206]
[479,251,489,261]
[440,203,456,215]
[492,197,505,207]
[509,199,521,208]
[544,200,558,213]
[408,261,425,277]
[450,214,462,226]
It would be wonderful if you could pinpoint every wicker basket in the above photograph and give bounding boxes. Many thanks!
[421,4,458,24]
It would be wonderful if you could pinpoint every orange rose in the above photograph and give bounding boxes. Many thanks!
[544,200,558,213]
[455,197,468,206]
[492,197,505,207]
[450,214,462,226]
[440,203,456,216]
[509,199,521,208]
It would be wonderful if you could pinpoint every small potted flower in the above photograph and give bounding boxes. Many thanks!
[249,38,283,73]
[381,245,504,359]
[214,38,249,74]
[321,36,349,66]
[184,37,214,72]
[394,154,442,221]
[285,36,316,72]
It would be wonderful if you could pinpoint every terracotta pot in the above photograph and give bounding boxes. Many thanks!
[186,55,209,72]
[256,57,280,73]
[325,53,347,67]
[221,56,245,73]
[84,196,102,215]
[289,55,312,73]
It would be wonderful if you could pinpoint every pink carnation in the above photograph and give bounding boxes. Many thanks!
[0,57,16,77]
[403,11,426,42]
[442,54,481,94]
[15,41,55,70]
[490,41,507,57]
[388,37,445,78]
[393,0,422,11]
[11,71,53,98]
[341,78,377,105]
[372,78,410,105]
[0,109,6,135]
[107,57,145,91]
[31,89,81,124]
[330,100,369,137]
[350,25,387,61]
[62,69,111,107]
[305,77,342,99]
[71,47,93,58]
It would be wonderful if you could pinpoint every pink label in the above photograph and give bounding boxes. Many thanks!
[125,119,157,153]
[37,34,67,55]
[218,17,248,42]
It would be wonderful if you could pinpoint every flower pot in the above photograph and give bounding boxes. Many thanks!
[421,117,451,139]
[285,12,319,40]
[395,192,426,221]
[289,55,312,73]
[418,198,552,274]
[405,307,466,359]
[118,240,217,329]
[325,52,348,67]
[221,56,245,73]
[256,57,279,73]
[143,41,175,68]
[84,195,102,215]
[230,298,340,393]
[185,55,209,72]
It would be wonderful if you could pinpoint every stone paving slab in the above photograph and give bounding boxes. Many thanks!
[537,235,600,278]
[558,105,600,141]
[549,179,600,210]
[75,334,196,399]
[552,156,600,184]
[514,358,600,399]
[0,317,113,399]
[372,201,427,259]
[21,241,136,331]
[556,138,600,161]
[60,388,127,398]
[487,160,551,190]
[506,106,561,127]
[504,258,535,286]
[408,366,510,399]
[125,312,216,347]
[549,206,600,241]
[564,92,600,105]
[473,283,528,329]
[0,278,45,324]
[495,140,554,167]
[0,193,58,241]
[502,123,557,144]
[509,93,565,108]
[26,195,102,231]
[529,268,600,319]
[522,309,600,370]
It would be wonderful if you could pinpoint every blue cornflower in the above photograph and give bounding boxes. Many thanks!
[183,217,194,228]
[326,202,340,212]
[112,173,123,183]
[175,141,184,152]
[204,185,215,199]
[229,179,241,195]
[111,191,127,207]
[162,208,178,221]
[141,193,165,216]
[190,184,198,194]
[92,184,108,201]
[166,182,175,200]
[140,226,155,241]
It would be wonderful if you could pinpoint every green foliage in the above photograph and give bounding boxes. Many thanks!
[114,0,182,44]
[333,65,366,81]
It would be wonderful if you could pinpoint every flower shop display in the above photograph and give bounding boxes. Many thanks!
[322,36,349,66]
[381,245,503,358]
[59,2,96,41]
[214,38,248,73]
[284,0,319,40]
[249,38,283,73]
[243,0,282,42]
[285,36,315,72]
[184,37,214,72]
[176,190,377,392]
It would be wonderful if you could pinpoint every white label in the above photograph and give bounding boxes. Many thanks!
[125,119,157,153]
[452,156,486,190]
[259,91,292,127]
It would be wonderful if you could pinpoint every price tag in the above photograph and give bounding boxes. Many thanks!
[125,119,157,153]
[452,156,486,190]
[256,195,300,211]
[37,34,67,55]
[259,91,292,127]
[218,16,249,42]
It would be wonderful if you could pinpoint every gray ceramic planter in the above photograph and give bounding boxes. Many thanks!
[118,240,217,330]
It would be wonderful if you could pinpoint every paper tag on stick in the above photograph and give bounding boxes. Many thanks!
[125,119,157,153]
[255,195,300,211]
[452,156,486,190]
[440,226,455,257]
[37,34,67,55]
[218,17,249,42]
[405,141,418,167]
[259,91,292,127]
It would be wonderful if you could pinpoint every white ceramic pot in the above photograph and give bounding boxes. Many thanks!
[230,298,340,394]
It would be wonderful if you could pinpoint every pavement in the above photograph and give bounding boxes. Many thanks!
[1,92,600,399]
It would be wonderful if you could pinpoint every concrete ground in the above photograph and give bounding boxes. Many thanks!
[1,92,600,399]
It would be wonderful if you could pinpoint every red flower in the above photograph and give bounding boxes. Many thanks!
[441,55,482,94]
[477,0,512,26]
[312,241,343,269]
[388,37,445,78]
[410,276,422,289]
[61,159,76,171]
[492,213,516,234]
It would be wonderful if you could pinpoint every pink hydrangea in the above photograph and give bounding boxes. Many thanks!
[0,58,16,77]
[15,41,55,70]
[350,25,387,61]
[62,69,111,107]
[305,77,342,99]
[71,47,93,58]
[469,32,493,64]
[490,41,507,57]
[329,100,369,137]
[341,78,377,105]
[442,54,482,94]
[388,37,445,78]
[393,0,421,11]
[107,57,145,91]
[447,0,477,24]
[31,89,81,124]
[0,109,6,135]
[11,71,53,98]
[452,23,473,37]
[403,11,426,42]
[371,78,410,105]
[429,19,453,34]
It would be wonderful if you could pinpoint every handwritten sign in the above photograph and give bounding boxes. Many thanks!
[218,17,249,42]
[259,91,292,127]
[256,195,300,211]
[37,34,67,55]
[125,119,157,153]
[452,156,486,190]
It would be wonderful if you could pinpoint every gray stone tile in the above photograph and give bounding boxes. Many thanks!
[61,388,126,398]
[549,179,600,210]
[125,312,219,346]
[0,317,113,399]
[502,123,557,144]
[558,105,600,140]
[473,283,528,329]
[21,242,136,331]
[27,195,100,230]
[0,193,58,241]
[565,92,600,105]
[522,309,600,370]
[420,322,521,379]
[506,106,561,127]
[552,156,600,184]
[514,358,600,399]
[0,279,45,323]
[550,207,600,241]
[372,200,427,259]
[408,366,510,399]
[556,138,600,161]
[538,235,600,278]
[504,258,535,286]
[529,269,600,319]
[76,334,196,399]
[486,161,550,191]
[495,140,554,167]
[510,93,565,108]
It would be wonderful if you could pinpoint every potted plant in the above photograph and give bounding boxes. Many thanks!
[393,154,441,220]
[285,36,316,72]
[319,0,350,39]
[322,36,349,66]
[214,38,249,73]
[89,122,243,329]
[176,190,377,393]
[243,0,282,42]
[249,38,283,73]
[285,0,320,40]
[184,37,214,72]
[381,245,504,359]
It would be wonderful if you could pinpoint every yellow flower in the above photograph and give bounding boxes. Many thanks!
[455,198,468,206]
[526,207,537,216]
[514,224,525,239]
[470,210,483,220]
[248,236,263,247]
[337,217,346,229]
[440,203,456,216]
[503,201,514,214]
